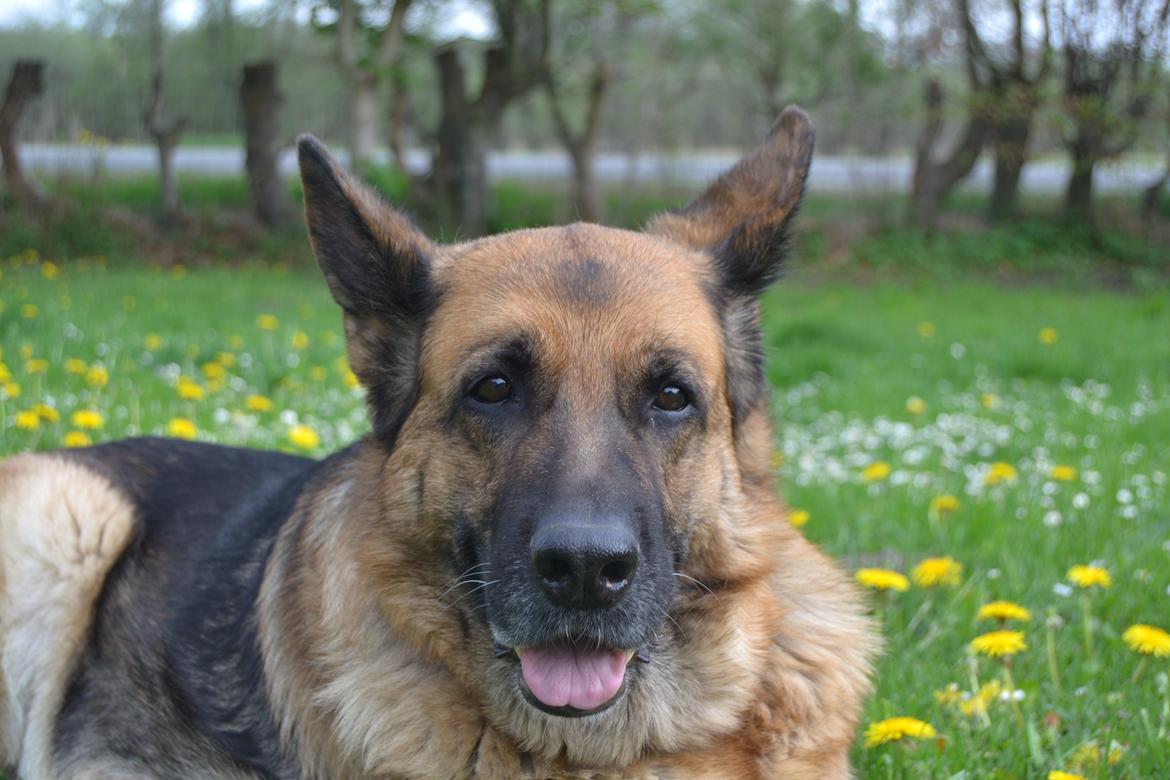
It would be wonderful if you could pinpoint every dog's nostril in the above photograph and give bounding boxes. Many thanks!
[599,559,631,588]
[534,550,575,586]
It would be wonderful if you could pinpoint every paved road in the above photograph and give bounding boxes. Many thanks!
[19,144,1162,194]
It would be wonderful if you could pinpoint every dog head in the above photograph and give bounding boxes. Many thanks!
[298,109,813,764]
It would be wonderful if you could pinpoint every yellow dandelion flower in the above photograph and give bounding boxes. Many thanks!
[1048,772,1084,780]
[980,392,1000,409]
[144,334,163,351]
[1050,465,1077,482]
[167,417,198,440]
[916,321,935,338]
[1067,565,1111,589]
[245,394,274,413]
[861,461,891,482]
[85,365,109,388]
[905,396,926,415]
[959,680,1004,716]
[292,331,310,350]
[65,357,87,374]
[930,494,959,516]
[959,696,988,717]
[933,684,962,706]
[25,358,48,374]
[984,461,1018,486]
[3,381,21,399]
[177,379,205,401]
[64,430,92,448]
[18,345,32,360]
[1068,743,1101,768]
[21,303,38,319]
[309,366,327,382]
[288,424,320,450]
[978,600,1032,623]
[970,630,1027,658]
[228,334,245,350]
[1122,624,1170,657]
[0,362,9,382]
[41,261,60,280]
[33,403,60,423]
[912,556,962,588]
[256,314,279,331]
[170,264,187,279]
[1039,327,1059,345]
[863,717,936,748]
[15,410,40,430]
[70,409,104,430]
[202,362,226,380]
[343,369,360,390]
[216,352,236,368]
[788,509,810,528]
[856,568,910,592]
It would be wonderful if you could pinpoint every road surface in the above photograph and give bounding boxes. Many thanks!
[18,144,1161,195]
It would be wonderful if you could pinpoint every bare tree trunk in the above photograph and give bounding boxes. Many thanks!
[434,48,488,236]
[546,60,609,223]
[909,79,989,232]
[335,0,413,173]
[241,61,290,228]
[425,1,550,237]
[1142,166,1168,219]
[143,0,188,225]
[0,60,45,210]
[388,68,411,176]
[1064,141,1096,220]
[989,112,1030,222]
[350,75,379,172]
[145,73,187,223]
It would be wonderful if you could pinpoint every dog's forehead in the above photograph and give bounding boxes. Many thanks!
[425,223,723,372]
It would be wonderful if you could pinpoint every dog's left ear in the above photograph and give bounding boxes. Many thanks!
[297,134,435,445]
[647,106,813,423]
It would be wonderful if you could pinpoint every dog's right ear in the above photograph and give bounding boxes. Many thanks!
[297,134,435,445]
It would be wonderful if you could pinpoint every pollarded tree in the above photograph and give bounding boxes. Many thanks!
[1057,0,1170,220]
[0,60,45,210]
[542,1,650,223]
[314,0,414,172]
[429,0,550,236]
[959,0,1052,221]
[143,0,189,224]
[240,61,292,228]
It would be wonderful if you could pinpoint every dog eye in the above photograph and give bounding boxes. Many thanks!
[469,375,512,404]
[652,385,690,412]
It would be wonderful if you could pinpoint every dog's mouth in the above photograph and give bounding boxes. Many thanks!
[495,640,645,716]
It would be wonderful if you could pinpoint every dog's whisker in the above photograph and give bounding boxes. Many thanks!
[447,579,501,608]
[673,572,720,600]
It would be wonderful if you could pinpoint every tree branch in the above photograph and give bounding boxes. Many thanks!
[373,0,414,71]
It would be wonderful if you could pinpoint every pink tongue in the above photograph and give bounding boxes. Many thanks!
[517,645,627,711]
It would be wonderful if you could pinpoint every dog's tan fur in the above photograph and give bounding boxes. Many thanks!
[0,107,875,779]
[0,455,136,778]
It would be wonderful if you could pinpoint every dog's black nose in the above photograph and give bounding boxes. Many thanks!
[531,516,639,609]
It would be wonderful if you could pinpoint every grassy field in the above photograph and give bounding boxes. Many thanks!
[2,237,1169,777]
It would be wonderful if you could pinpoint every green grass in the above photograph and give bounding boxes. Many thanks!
[2,239,1169,776]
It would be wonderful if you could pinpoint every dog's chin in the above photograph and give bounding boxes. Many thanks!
[493,640,644,719]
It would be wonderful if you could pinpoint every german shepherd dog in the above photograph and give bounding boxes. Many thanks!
[0,107,874,779]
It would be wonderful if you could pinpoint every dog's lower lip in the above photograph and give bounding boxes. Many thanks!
[495,643,641,666]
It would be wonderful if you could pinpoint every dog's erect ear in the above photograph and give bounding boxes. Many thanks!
[297,134,435,445]
[647,107,813,425]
